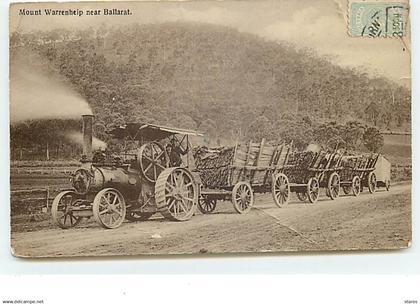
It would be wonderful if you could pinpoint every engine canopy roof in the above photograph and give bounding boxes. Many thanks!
[107,122,203,141]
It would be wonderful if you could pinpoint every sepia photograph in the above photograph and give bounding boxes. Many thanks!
[9,0,411,258]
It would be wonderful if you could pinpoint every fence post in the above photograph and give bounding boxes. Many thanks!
[46,187,50,211]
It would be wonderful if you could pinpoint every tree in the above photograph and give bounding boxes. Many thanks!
[363,127,384,152]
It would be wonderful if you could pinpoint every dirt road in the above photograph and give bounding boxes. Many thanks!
[11,183,411,257]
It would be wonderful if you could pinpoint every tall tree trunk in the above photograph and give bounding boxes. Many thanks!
[46,142,50,161]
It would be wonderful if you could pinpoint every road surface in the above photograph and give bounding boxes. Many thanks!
[11,183,411,257]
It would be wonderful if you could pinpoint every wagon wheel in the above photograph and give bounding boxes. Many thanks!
[307,177,319,204]
[296,192,307,201]
[367,172,377,194]
[352,176,361,197]
[232,182,254,214]
[138,141,169,183]
[385,179,391,191]
[155,167,197,221]
[327,172,340,200]
[125,212,155,222]
[92,188,126,229]
[272,173,290,207]
[198,197,217,214]
[342,185,352,195]
[51,190,83,229]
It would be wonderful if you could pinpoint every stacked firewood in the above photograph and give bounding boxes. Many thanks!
[340,156,359,181]
[193,146,235,188]
[283,151,316,183]
[340,153,378,181]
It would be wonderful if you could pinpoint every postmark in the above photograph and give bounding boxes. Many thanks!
[349,0,409,37]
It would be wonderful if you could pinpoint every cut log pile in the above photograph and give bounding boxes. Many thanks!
[193,146,235,188]
[283,151,316,183]
[340,154,379,181]
[193,140,290,188]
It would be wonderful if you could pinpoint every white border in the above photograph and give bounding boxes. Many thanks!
[0,0,418,275]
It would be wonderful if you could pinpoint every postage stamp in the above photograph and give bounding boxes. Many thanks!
[349,0,409,37]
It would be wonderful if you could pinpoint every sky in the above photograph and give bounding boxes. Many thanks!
[9,0,411,86]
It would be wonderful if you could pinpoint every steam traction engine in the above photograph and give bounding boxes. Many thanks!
[51,115,202,229]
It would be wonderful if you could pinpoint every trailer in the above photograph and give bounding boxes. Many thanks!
[339,153,380,196]
[373,155,391,191]
[194,139,291,214]
[283,150,343,203]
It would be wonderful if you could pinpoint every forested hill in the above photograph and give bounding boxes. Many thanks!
[10,22,410,149]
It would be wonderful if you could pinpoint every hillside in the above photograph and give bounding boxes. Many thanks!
[10,22,411,156]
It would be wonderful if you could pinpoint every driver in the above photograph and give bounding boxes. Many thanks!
[166,137,188,167]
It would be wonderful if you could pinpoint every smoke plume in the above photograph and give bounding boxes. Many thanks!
[63,131,107,150]
[10,53,92,123]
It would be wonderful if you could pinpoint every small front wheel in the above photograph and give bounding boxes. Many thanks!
[51,191,83,229]
[352,176,361,197]
[327,172,340,200]
[367,172,377,194]
[92,188,126,229]
[296,192,307,201]
[272,173,290,208]
[198,198,217,214]
[232,182,254,214]
[307,177,319,204]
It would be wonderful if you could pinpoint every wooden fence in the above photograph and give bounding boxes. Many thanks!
[11,188,51,215]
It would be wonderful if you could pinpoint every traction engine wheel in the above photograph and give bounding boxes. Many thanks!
[125,212,155,222]
[272,173,290,208]
[155,167,197,221]
[307,177,319,204]
[367,172,377,194]
[92,188,126,229]
[138,141,169,183]
[327,172,340,200]
[351,176,361,197]
[296,192,307,201]
[232,181,254,214]
[51,190,83,229]
[198,197,217,214]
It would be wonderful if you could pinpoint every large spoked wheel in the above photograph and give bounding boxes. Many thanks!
[327,172,340,200]
[232,182,254,214]
[92,188,126,229]
[272,173,290,208]
[138,141,169,183]
[352,176,361,197]
[155,167,197,221]
[297,192,307,201]
[385,179,391,191]
[307,177,319,204]
[125,212,155,222]
[51,190,83,229]
[198,197,217,214]
[367,172,377,194]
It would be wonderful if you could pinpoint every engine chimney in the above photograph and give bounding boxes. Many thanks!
[82,114,94,160]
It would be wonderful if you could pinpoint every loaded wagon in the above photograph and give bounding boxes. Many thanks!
[283,150,343,203]
[339,153,380,196]
[193,139,292,214]
[51,115,203,229]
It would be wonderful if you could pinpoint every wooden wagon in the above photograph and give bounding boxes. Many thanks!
[283,150,343,203]
[339,153,380,196]
[193,139,291,214]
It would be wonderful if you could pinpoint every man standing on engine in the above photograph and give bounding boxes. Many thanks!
[166,137,188,167]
